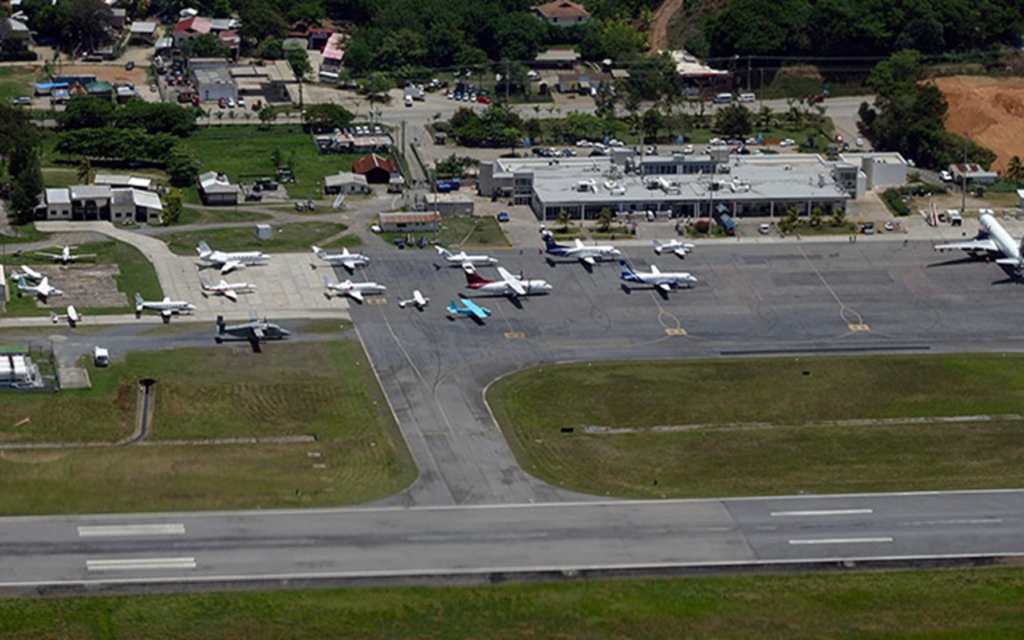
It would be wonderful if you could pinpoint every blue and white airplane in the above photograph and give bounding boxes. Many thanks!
[619,260,697,293]
[447,297,492,320]
[542,231,621,266]
[16,275,62,300]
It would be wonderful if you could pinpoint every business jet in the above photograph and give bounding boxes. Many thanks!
[311,245,369,271]
[619,261,697,292]
[16,275,62,300]
[542,231,621,266]
[9,265,45,283]
[465,266,552,298]
[50,305,81,327]
[435,246,498,271]
[653,239,696,258]
[934,213,1024,268]
[36,244,96,264]
[196,241,270,274]
[135,292,197,322]
[447,297,491,321]
[200,278,257,301]
[323,276,386,303]
[397,290,429,309]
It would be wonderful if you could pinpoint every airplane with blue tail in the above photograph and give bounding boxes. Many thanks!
[542,231,621,266]
[447,297,492,321]
[619,260,697,293]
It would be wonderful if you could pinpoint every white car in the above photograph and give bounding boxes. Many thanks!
[758,222,771,235]
[682,144,694,154]
[576,140,593,147]
[227,97,236,108]
[855,137,864,147]
[939,170,953,182]
[237,96,245,108]
[609,139,624,147]
[738,93,756,103]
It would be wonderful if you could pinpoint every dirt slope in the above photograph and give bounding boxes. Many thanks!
[935,75,1024,173]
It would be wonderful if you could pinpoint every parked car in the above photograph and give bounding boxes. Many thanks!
[759,222,772,235]
[497,211,510,223]
[477,95,491,104]
[227,97,236,108]
[237,96,245,108]
[394,238,406,249]
[11,95,32,106]
[806,93,825,104]
[124,61,134,71]
[217,97,227,108]
[939,170,953,182]
[738,92,756,103]
[682,144,694,154]
[860,221,876,235]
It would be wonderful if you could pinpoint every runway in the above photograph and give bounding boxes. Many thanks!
[3,237,1024,591]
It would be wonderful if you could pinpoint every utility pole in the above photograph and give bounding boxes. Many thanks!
[505,60,511,103]
[747,56,752,92]
[961,131,969,214]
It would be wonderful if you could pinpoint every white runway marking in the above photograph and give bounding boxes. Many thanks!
[789,537,893,545]
[771,509,874,517]
[78,524,186,537]
[898,518,1003,527]
[86,557,196,571]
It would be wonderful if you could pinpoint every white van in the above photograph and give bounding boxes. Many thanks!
[713,93,733,104]
[404,95,413,107]
[738,93,756,103]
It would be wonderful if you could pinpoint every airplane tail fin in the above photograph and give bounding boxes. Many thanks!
[311,245,324,257]
[322,275,336,288]
[134,292,144,306]
[435,245,450,258]
[197,241,212,257]
[618,260,636,278]
[216,315,225,334]
[50,311,58,324]
[464,269,493,288]
[16,276,26,289]
[652,239,663,254]
[542,232,560,250]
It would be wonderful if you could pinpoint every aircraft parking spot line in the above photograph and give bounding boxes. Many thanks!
[848,323,871,332]
[365,297,388,306]
[771,509,873,517]
[788,537,894,545]
[664,327,688,336]
[504,332,526,340]
[77,524,186,537]
[86,557,197,572]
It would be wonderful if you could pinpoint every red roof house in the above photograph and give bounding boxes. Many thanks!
[352,154,401,184]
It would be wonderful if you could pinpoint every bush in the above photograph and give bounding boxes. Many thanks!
[882,188,911,217]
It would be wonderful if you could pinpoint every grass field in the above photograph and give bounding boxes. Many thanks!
[488,354,1024,498]
[3,240,162,317]
[0,66,37,103]
[0,222,49,246]
[163,222,360,255]
[3,568,1023,638]
[0,341,415,514]
[181,126,366,200]
[437,216,510,247]
[172,207,273,226]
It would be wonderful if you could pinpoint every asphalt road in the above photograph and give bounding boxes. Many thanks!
[3,236,1024,590]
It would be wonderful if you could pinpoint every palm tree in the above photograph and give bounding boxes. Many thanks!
[597,207,614,232]
[757,106,773,131]
[556,209,572,232]
[1006,156,1024,184]
[76,158,93,184]
[214,111,224,126]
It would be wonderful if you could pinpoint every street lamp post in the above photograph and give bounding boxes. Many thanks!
[961,131,969,214]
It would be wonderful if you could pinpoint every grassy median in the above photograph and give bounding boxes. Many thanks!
[488,354,1024,498]
[163,221,360,255]
[3,568,1023,638]
[0,340,415,514]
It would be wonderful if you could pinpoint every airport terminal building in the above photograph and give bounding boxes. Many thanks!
[478,150,893,222]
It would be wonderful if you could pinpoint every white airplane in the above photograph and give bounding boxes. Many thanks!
[135,292,197,322]
[323,276,386,303]
[16,275,62,300]
[9,264,45,283]
[934,213,1024,268]
[435,246,498,271]
[543,231,621,266]
[196,241,270,275]
[397,290,429,309]
[200,277,257,302]
[311,245,368,271]
[620,261,697,292]
[36,244,96,264]
[50,305,81,327]
[465,266,552,298]
[653,238,696,258]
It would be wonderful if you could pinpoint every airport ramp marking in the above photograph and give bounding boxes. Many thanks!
[78,524,186,537]
[504,331,525,340]
[848,323,871,332]
[788,537,893,545]
[366,297,388,306]
[665,327,688,336]
[771,509,873,517]
[86,557,196,571]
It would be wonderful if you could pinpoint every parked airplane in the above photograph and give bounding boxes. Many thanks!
[465,266,552,298]
[196,241,270,274]
[397,290,429,309]
[200,278,257,301]
[653,239,696,258]
[619,261,697,292]
[50,305,81,327]
[135,292,197,322]
[323,276,386,303]
[311,245,369,271]
[447,297,492,320]
[9,265,44,283]
[934,213,1024,268]
[542,231,621,266]
[36,244,96,264]
[215,312,290,351]
[435,246,498,271]
[16,275,62,300]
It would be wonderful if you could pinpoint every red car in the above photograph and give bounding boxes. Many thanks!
[477,94,491,104]
[806,93,825,104]
[218,97,227,108]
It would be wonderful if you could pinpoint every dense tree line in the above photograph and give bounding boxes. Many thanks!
[693,0,1024,60]
[0,104,44,225]
[59,97,197,137]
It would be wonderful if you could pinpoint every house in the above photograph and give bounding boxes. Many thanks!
[84,81,114,101]
[0,17,31,52]
[198,171,241,206]
[534,0,591,26]
[110,8,126,30]
[129,21,158,45]
[665,50,733,97]
[323,172,370,195]
[319,32,345,81]
[534,48,580,69]
[378,211,441,234]
[94,173,155,191]
[949,163,998,185]
[191,61,237,103]
[172,16,213,46]
[352,153,401,184]
[313,129,394,154]
[42,185,163,223]
[556,72,611,94]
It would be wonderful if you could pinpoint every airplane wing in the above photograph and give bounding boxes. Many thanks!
[221,260,242,274]
[582,256,596,266]
[253,327,265,339]
[348,290,364,302]
[463,298,491,319]
[934,239,998,252]
[497,267,526,296]
[76,253,97,260]
[656,281,675,293]
[161,309,172,318]
[342,260,358,271]
[35,252,60,259]
[223,289,238,301]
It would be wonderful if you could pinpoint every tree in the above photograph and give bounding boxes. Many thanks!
[436,154,464,179]
[1006,156,1024,184]
[76,158,93,184]
[165,144,200,186]
[255,37,284,60]
[556,208,572,231]
[810,206,824,228]
[59,96,113,131]
[10,151,42,224]
[239,0,288,42]
[303,103,353,133]
[162,187,184,225]
[361,72,392,102]
[180,33,230,59]
[113,101,197,137]
[286,48,312,80]
[714,104,753,138]
[640,108,663,142]
[831,206,847,226]
[493,13,546,62]
[597,207,614,232]
[757,106,773,130]
[258,106,277,128]
[61,0,114,53]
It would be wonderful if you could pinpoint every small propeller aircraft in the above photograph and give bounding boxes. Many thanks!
[135,293,197,323]
[49,305,81,327]
[447,297,491,321]
[16,275,62,301]
[323,276,386,303]
[36,244,96,264]
[397,290,429,309]
[653,238,696,258]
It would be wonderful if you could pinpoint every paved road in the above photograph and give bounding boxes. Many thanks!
[3,236,1024,590]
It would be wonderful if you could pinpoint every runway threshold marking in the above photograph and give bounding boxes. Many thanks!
[86,557,196,571]
[78,524,186,537]
[788,537,893,545]
[771,509,873,517]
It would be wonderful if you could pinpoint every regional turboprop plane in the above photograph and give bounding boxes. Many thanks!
[653,239,696,259]
[323,276,386,303]
[464,266,552,299]
[135,293,197,322]
[619,261,697,292]
[542,231,621,266]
